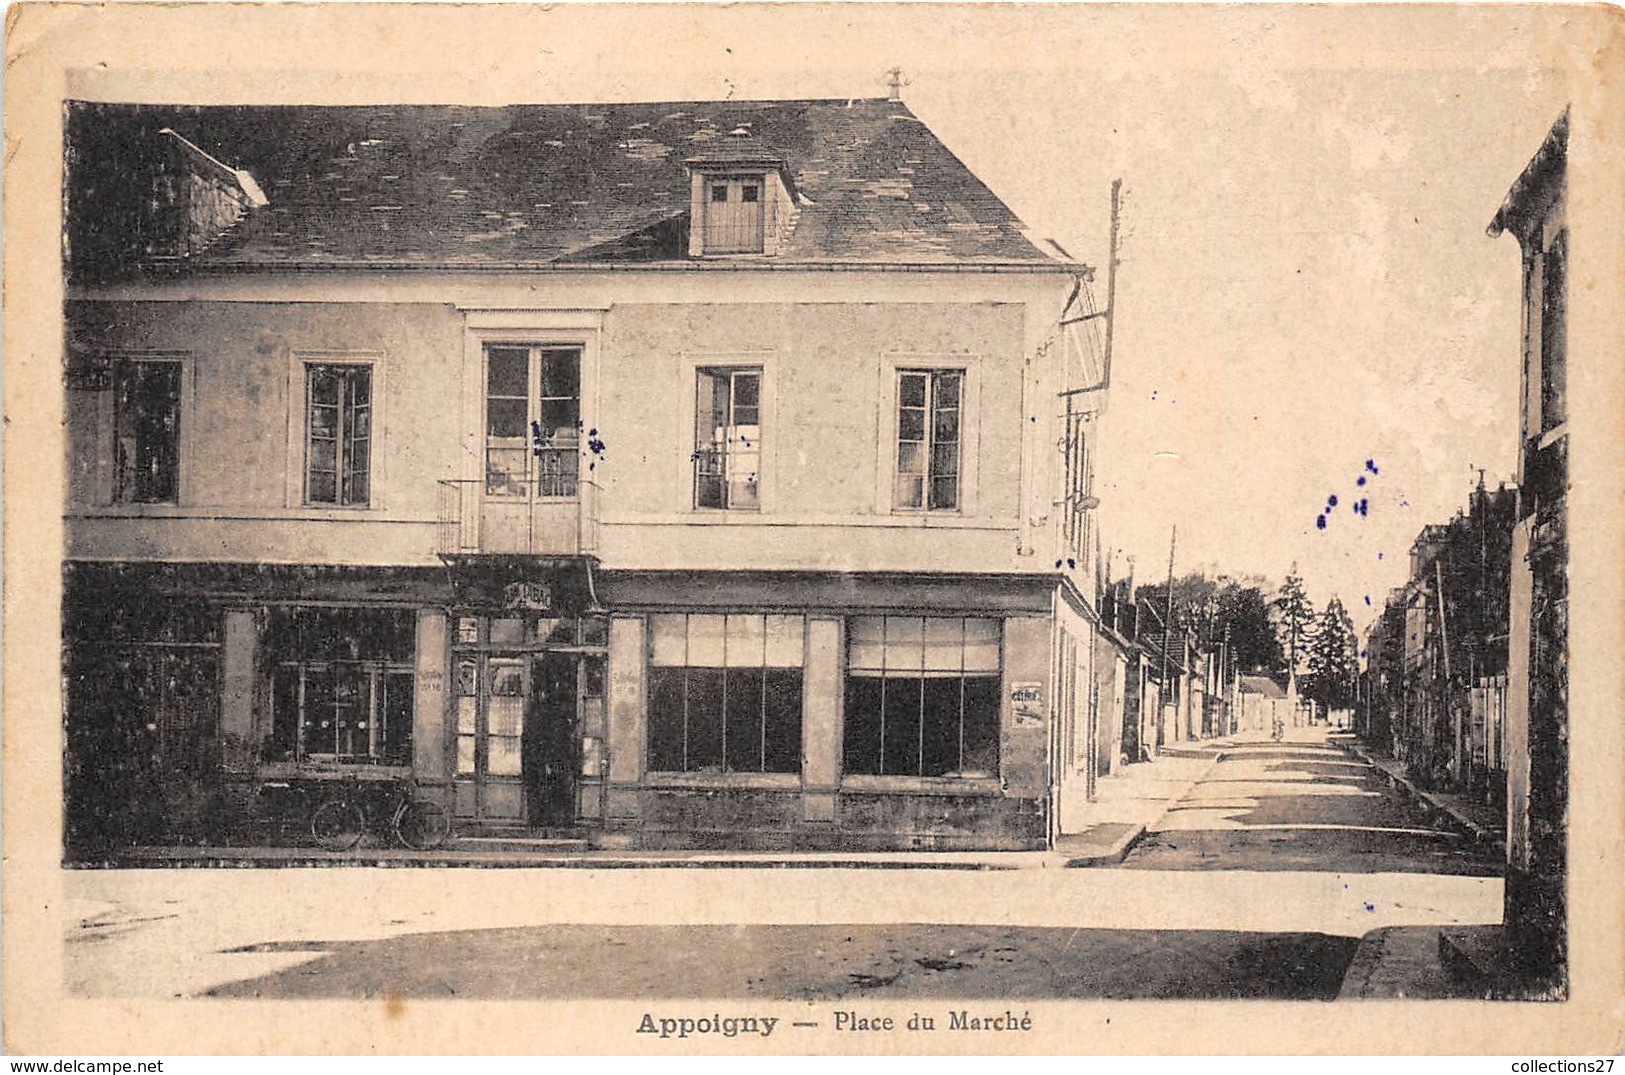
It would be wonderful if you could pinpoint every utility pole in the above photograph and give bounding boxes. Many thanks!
[1102,178,1122,384]
[1159,525,1177,750]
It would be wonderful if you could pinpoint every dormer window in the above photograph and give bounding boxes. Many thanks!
[686,136,794,258]
[703,176,766,254]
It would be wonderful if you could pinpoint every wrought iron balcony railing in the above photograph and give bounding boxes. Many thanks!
[436,477,600,557]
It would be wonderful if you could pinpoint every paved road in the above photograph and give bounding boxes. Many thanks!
[1122,734,1500,876]
[64,731,1501,1001]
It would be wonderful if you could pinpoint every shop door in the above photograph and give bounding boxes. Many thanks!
[527,652,579,827]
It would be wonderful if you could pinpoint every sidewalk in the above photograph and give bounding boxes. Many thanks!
[1052,737,1234,866]
[88,741,1240,871]
[97,844,1055,870]
[1346,740,1506,851]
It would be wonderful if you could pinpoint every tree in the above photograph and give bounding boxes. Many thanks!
[1303,597,1359,713]
[1216,581,1280,673]
[1270,569,1316,681]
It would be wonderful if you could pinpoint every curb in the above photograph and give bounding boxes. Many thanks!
[1061,746,1230,868]
[1345,742,1502,851]
[1337,925,1395,999]
[77,847,1046,871]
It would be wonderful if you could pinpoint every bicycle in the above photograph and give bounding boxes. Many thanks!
[310,776,452,852]
[235,777,316,847]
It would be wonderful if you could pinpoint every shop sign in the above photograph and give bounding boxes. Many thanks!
[502,580,553,612]
[1010,681,1045,727]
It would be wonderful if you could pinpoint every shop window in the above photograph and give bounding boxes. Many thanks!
[647,613,803,773]
[112,358,182,504]
[844,616,1000,777]
[694,368,762,510]
[486,344,581,498]
[894,369,961,511]
[305,363,372,506]
[265,608,415,765]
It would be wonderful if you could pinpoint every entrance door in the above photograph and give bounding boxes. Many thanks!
[527,652,579,827]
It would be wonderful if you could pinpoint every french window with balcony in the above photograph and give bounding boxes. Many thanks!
[112,358,182,504]
[486,344,581,498]
[694,367,762,510]
[304,363,372,506]
[894,369,962,511]
[647,613,804,774]
[843,616,1001,778]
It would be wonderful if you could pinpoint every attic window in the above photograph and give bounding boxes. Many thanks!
[701,176,765,254]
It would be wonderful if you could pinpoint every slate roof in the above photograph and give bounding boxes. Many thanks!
[66,98,1063,278]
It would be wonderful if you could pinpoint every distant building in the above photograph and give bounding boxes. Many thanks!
[1488,108,1569,993]
[1237,675,1287,735]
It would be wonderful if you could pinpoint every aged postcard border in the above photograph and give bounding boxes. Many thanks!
[5,2,1624,1055]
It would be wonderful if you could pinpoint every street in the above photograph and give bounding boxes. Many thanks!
[66,730,1502,1001]
[1124,734,1498,876]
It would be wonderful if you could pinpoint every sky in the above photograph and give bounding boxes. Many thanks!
[69,4,1575,631]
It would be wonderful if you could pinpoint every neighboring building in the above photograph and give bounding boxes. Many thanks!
[62,96,1118,856]
[1375,483,1517,794]
[1489,109,1569,992]
[1236,675,1286,734]
[1357,588,1406,755]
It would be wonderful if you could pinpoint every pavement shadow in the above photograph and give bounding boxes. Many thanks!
[204,922,1359,1001]
[1122,743,1501,876]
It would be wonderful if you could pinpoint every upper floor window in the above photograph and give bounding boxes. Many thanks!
[1063,411,1090,557]
[305,364,371,506]
[486,344,580,498]
[894,369,961,512]
[843,616,1001,778]
[112,358,182,504]
[702,177,765,254]
[694,367,761,510]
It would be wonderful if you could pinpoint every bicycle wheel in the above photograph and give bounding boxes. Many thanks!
[310,798,365,852]
[395,798,451,851]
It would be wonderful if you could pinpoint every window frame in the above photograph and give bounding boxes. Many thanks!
[693,365,764,511]
[109,354,185,506]
[482,342,584,501]
[841,615,1004,781]
[302,362,374,507]
[263,607,416,769]
[678,352,777,514]
[83,350,193,508]
[876,354,981,518]
[645,612,807,777]
[286,350,384,511]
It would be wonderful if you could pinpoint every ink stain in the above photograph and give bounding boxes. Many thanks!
[1364,902,1375,913]
[1364,595,1372,606]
